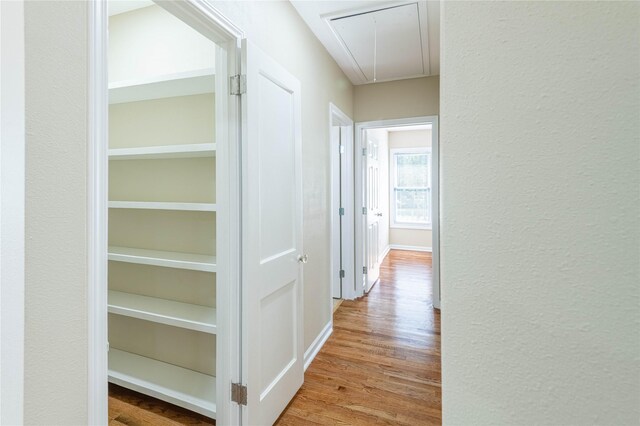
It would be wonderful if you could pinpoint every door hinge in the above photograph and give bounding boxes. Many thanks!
[339,207,345,216]
[362,207,367,215]
[230,75,246,95]
[363,266,367,274]
[362,147,367,156]
[339,145,345,154]
[231,382,247,406]
[339,269,345,278]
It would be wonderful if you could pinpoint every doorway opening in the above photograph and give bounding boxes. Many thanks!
[329,103,355,305]
[354,116,440,308]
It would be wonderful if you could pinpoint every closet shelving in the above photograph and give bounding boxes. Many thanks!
[108,5,221,417]
[109,67,215,104]
[108,246,217,272]
[109,349,217,418]
[109,143,216,160]
[108,201,217,212]
[108,290,217,334]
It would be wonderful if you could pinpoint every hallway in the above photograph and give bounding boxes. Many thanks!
[277,250,441,425]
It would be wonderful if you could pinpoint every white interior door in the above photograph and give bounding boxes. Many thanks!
[241,39,304,426]
[331,125,342,299]
[365,132,381,291]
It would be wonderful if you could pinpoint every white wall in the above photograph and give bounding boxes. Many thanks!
[441,2,640,424]
[24,1,88,423]
[109,5,215,82]
[388,129,432,249]
[211,1,354,350]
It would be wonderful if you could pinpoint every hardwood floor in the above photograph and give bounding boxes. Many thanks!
[276,249,441,425]
[109,384,215,425]
[108,249,440,425]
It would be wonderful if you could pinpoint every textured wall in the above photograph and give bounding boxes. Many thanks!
[441,1,640,424]
[354,76,439,122]
[24,1,88,423]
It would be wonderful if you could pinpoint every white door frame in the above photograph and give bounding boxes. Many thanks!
[0,1,25,424]
[354,116,440,309]
[329,103,356,300]
[87,1,244,424]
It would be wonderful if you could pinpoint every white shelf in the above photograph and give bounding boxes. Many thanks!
[108,290,217,334]
[108,246,216,272]
[109,68,215,104]
[109,143,216,160]
[109,349,216,419]
[109,201,217,212]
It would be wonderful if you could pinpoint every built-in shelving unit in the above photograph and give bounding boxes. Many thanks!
[108,290,217,333]
[108,5,220,419]
[109,143,216,160]
[109,68,215,104]
[108,349,217,418]
[108,246,217,272]
[108,201,217,212]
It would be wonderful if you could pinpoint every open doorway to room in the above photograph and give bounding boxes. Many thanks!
[355,117,440,309]
[329,103,355,311]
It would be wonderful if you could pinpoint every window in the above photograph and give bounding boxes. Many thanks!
[390,148,431,228]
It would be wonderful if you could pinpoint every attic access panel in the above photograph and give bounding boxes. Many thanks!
[329,3,425,83]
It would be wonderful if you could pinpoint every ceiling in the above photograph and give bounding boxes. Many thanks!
[291,1,440,85]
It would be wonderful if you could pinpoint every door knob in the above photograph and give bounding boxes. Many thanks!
[375,213,383,217]
[297,254,309,264]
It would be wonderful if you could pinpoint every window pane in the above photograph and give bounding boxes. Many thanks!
[396,153,428,187]
[395,188,430,224]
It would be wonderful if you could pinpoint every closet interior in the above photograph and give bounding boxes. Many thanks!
[107,2,222,418]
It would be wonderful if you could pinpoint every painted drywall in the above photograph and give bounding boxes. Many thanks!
[108,5,215,82]
[441,2,640,424]
[366,128,390,258]
[388,129,432,249]
[24,1,88,423]
[211,1,354,350]
[354,76,439,122]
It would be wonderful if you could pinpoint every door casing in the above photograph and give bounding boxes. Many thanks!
[87,1,244,424]
[329,103,355,300]
[354,116,440,308]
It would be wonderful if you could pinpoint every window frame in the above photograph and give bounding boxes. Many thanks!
[389,147,432,230]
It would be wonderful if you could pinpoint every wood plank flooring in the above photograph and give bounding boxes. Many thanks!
[276,249,441,425]
[108,249,440,425]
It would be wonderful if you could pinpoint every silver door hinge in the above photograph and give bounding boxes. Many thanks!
[339,145,345,154]
[339,207,345,216]
[362,207,367,215]
[362,147,367,156]
[339,269,345,278]
[230,75,246,95]
[231,382,247,405]
[363,266,367,274]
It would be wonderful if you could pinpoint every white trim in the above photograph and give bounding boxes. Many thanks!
[0,1,25,424]
[329,103,356,302]
[355,116,440,308]
[380,245,391,261]
[303,321,333,371]
[389,245,432,252]
[87,0,109,424]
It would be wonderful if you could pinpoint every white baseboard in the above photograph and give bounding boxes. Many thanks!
[304,320,333,371]
[389,244,432,252]
[380,245,391,261]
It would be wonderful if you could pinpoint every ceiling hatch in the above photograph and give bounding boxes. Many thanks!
[329,3,428,83]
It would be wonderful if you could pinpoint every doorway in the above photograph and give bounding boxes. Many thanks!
[354,116,440,308]
[329,104,355,303]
